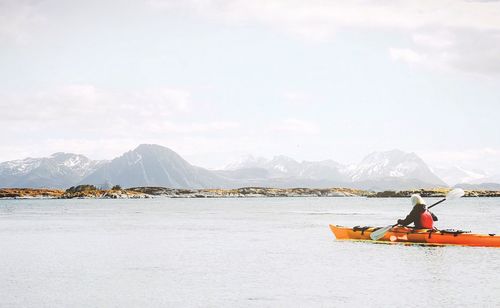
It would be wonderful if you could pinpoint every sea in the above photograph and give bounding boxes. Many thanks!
[1,197,499,307]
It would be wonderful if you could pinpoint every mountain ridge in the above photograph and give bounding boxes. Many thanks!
[0,152,105,188]
[1,144,497,190]
[81,144,229,189]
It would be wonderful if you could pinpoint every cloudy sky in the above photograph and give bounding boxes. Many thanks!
[1,0,500,173]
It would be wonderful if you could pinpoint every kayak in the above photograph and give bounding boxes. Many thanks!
[329,225,500,248]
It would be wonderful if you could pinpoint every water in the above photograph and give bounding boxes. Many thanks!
[1,197,499,307]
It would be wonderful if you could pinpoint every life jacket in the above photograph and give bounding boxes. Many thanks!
[419,210,434,229]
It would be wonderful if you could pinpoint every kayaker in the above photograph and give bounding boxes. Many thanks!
[397,194,438,229]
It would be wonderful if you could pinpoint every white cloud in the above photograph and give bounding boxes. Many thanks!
[272,118,320,134]
[389,48,427,67]
[425,148,500,162]
[0,0,45,44]
[0,84,189,121]
[3,1,500,73]
[421,148,500,174]
[149,0,500,74]
[132,88,192,116]
[150,0,500,32]
[0,84,239,137]
[391,28,500,75]
[0,84,244,164]
[144,121,240,134]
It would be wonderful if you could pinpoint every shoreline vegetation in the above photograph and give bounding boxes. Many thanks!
[1,185,500,199]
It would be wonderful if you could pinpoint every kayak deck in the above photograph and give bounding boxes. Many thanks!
[330,225,500,248]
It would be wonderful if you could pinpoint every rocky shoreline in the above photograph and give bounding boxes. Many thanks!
[127,187,369,198]
[369,189,500,198]
[0,186,368,199]
[0,188,65,199]
[1,186,500,199]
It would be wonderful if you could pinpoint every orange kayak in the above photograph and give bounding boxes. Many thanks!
[329,225,500,248]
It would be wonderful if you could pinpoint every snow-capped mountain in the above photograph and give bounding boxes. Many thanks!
[223,155,350,187]
[0,153,104,188]
[299,160,348,181]
[225,155,269,170]
[1,146,496,190]
[453,182,500,190]
[451,172,500,190]
[348,150,447,189]
[226,155,303,177]
[226,155,347,179]
[433,166,488,186]
[225,149,446,190]
[81,144,228,188]
[350,150,444,182]
[225,150,447,190]
[226,150,447,190]
[478,174,500,184]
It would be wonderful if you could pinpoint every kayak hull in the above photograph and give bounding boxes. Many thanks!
[329,225,500,248]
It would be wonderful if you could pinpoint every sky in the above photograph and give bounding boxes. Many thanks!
[1,0,500,173]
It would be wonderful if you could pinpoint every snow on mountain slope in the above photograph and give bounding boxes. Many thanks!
[350,150,446,187]
[225,150,447,189]
[0,153,105,188]
[225,155,269,170]
[2,146,488,190]
[226,155,302,176]
[0,158,42,175]
[433,166,488,186]
[226,155,347,179]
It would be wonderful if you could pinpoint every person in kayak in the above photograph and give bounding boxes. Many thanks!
[397,194,438,229]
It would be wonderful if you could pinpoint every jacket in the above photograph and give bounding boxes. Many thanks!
[397,204,438,229]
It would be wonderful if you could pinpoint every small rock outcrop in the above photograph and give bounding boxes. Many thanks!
[60,185,149,199]
[0,188,64,198]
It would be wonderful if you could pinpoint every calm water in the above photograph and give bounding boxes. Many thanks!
[1,197,499,307]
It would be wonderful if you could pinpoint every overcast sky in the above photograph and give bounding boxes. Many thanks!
[1,0,500,173]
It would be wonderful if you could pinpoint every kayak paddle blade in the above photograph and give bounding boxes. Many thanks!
[446,188,465,201]
[370,225,393,241]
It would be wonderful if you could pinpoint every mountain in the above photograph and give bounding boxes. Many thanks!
[226,155,304,177]
[226,155,348,180]
[451,172,500,190]
[0,153,104,188]
[222,155,350,187]
[225,155,269,170]
[477,174,500,185]
[433,166,488,186]
[223,150,447,190]
[81,144,228,189]
[2,146,494,191]
[348,150,447,190]
[453,182,500,191]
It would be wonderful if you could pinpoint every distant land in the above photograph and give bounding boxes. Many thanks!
[0,144,499,191]
[1,186,500,199]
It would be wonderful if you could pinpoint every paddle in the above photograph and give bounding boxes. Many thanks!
[369,188,465,241]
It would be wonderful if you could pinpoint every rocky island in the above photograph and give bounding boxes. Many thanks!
[369,189,500,198]
[1,186,500,199]
[0,186,368,199]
